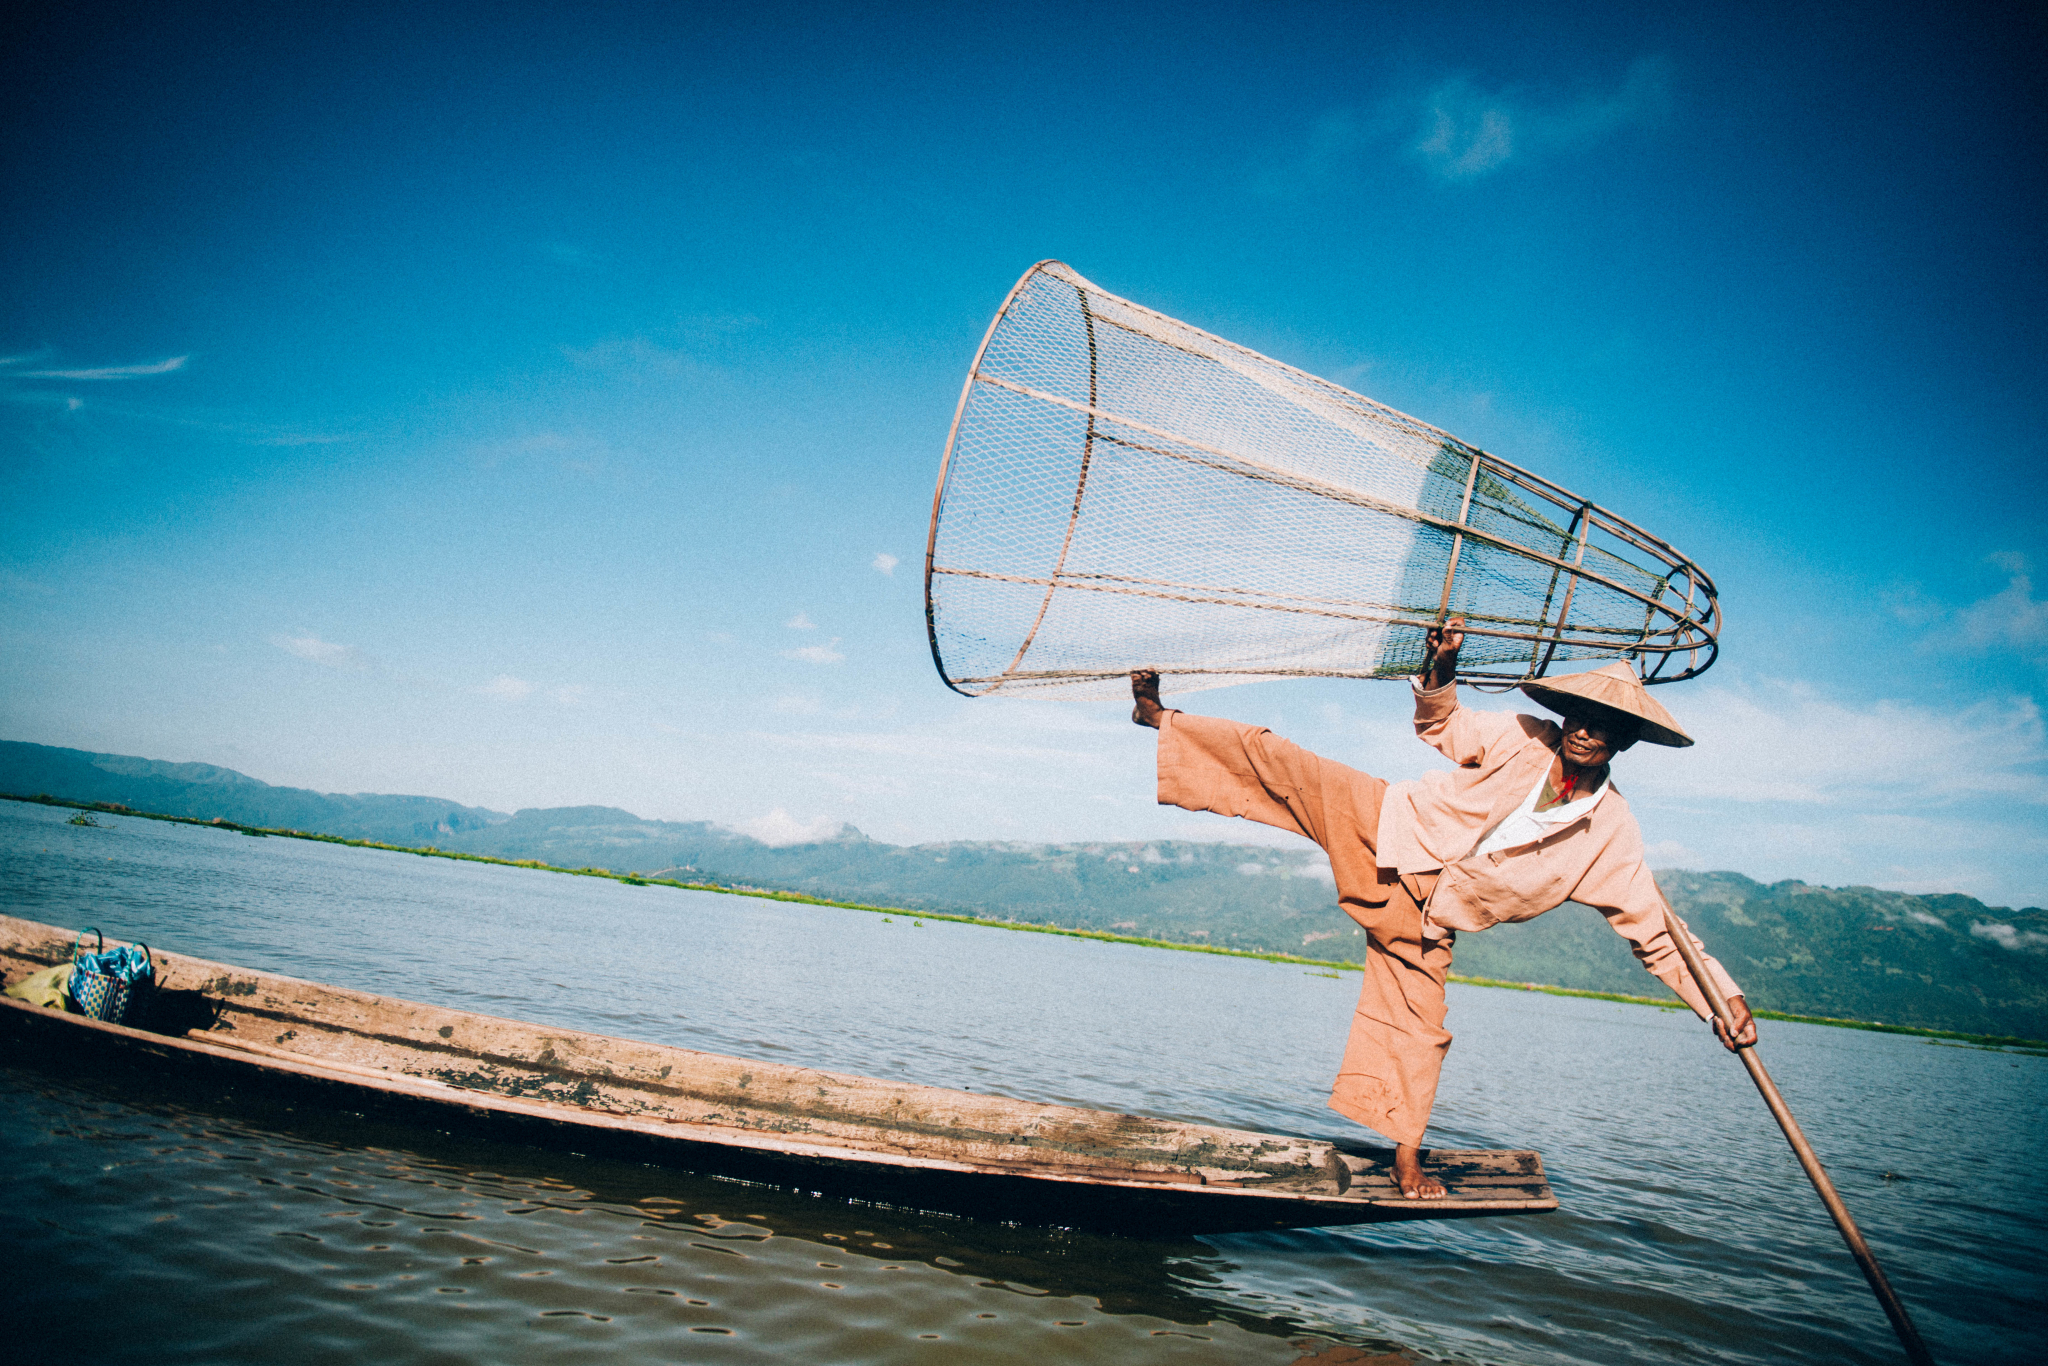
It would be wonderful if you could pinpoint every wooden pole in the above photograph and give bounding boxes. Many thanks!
[1661,906,1935,1366]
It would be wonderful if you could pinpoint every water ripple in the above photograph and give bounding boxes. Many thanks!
[5,798,2045,1364]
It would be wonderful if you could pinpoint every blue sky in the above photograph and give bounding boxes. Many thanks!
[4,2,2044,909]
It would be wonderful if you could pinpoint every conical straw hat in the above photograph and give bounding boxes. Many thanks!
[1519,661,1694,748]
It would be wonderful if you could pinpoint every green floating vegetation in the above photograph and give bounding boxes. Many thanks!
[1926,1038,2048,1057]
[11,790,2044,1053]
[1444,975,1692,1010]
[1445,972,2048,1049]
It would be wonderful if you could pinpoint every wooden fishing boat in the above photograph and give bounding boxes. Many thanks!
[0,914,1556,1233]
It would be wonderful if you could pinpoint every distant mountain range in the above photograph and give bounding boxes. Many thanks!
[0,740,507,842]
[6,739,2045,1039]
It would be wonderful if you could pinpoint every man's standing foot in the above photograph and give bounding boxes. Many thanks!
[1394,1143,1446,1199]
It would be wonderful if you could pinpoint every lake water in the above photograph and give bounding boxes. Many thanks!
[4,798,2043,1365]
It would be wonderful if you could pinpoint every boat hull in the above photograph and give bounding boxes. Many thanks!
[0,916,1556,1234]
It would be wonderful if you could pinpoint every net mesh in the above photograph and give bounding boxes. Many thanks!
[924,262,1719,700]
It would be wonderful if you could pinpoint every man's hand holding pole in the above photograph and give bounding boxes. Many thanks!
[1714,994,1758,1050]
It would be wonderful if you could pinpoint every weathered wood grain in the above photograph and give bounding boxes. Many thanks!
[0,914,1556,1232]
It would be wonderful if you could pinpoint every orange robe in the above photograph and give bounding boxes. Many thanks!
[1155,684,1740,1148]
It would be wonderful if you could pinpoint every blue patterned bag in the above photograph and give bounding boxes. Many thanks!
[69,928,155,1025]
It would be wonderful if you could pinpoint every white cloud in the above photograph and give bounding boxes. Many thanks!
[1416,97,1516,180]
[0,387,81,410]
[872,552,899,576]
[1231,856,1333,882]
[560,335,728,383]
[713,676,2041,905]
[470,430,613,476]
[255,432,353,447]
[1970,920,2048,950]
[727,699,1250,847]
[1883,582,1946,629]
[737,808,846,847]
[785,612,817,630]
[478,675,535,700]
[1624,680,2048,807]
[1412,57,1672,182]
[1870,867,2016,901]
[1253,57,1670,197]
[14,355,189,380]
[772,693,823,714]
[785,639,845,664]
[1643,839,1702,867]
[270,633,372,671]
[746,700,1130,776]
[1295,858,1336,884]
[1956,553,2048,661]
[550,684,590,707]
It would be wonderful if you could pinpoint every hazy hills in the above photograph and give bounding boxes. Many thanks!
[437,803,2048,1038]
[7,739,2045,1039]
[0,741,508,842]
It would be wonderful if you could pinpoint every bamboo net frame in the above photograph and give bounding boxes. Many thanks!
[924,261,1720,699]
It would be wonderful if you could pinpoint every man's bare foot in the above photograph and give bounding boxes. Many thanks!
[1394,1143,1446,1200]
[1131,669,1166,728]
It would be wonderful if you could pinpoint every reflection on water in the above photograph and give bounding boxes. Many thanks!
[4,799,2046,1364]
[3,1067,1372,1365]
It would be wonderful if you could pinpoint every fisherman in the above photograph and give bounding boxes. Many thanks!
[1130,617,1756,1200]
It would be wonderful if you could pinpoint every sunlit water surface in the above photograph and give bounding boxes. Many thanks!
[4,801,2042,1364]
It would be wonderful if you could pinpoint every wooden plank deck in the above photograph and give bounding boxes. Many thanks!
[0,914,1556,1233]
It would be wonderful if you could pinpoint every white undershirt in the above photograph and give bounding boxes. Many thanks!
[1469,766,1608,859]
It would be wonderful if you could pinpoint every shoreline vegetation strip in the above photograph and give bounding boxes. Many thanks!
[15,792,2047,1054]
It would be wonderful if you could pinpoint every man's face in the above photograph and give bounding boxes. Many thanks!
[1558,708,1634,768]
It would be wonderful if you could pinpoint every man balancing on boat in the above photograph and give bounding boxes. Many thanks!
[1129,618,1757,1201]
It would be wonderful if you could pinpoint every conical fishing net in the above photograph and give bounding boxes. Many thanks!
[924,262,1719,700]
